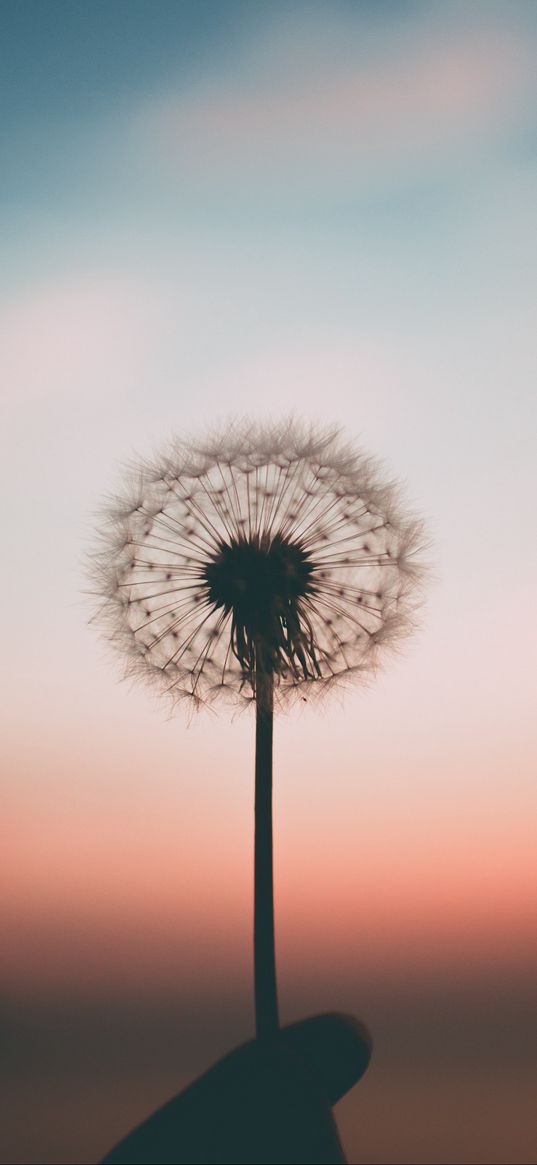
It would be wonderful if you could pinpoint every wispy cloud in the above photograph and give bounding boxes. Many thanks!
[133,9,536,191]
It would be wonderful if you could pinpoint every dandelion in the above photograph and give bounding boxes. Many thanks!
[90,418,426,1040]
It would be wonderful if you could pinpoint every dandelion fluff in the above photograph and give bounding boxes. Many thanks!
[91,418,426,711]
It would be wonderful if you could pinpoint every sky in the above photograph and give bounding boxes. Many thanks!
[2,3,537,1163]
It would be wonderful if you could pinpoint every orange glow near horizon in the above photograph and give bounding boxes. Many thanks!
[5,774,536,998]
[5,666,536,1002]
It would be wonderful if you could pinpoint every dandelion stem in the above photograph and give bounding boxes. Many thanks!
[254,664,279,1041]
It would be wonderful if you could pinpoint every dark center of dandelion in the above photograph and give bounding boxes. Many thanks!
[203,534,318,681]
[204,534,313,616]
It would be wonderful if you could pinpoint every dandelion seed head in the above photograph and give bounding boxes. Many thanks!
[89,419,427,710]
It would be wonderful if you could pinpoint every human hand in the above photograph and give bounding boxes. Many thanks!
[101,1012,371,1165]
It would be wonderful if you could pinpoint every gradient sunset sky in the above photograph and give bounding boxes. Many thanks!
[2,0,536,1043]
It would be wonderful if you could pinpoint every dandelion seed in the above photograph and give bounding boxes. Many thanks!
[91,420,425,708]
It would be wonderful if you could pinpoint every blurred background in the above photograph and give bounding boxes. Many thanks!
[2,2,536,1162]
